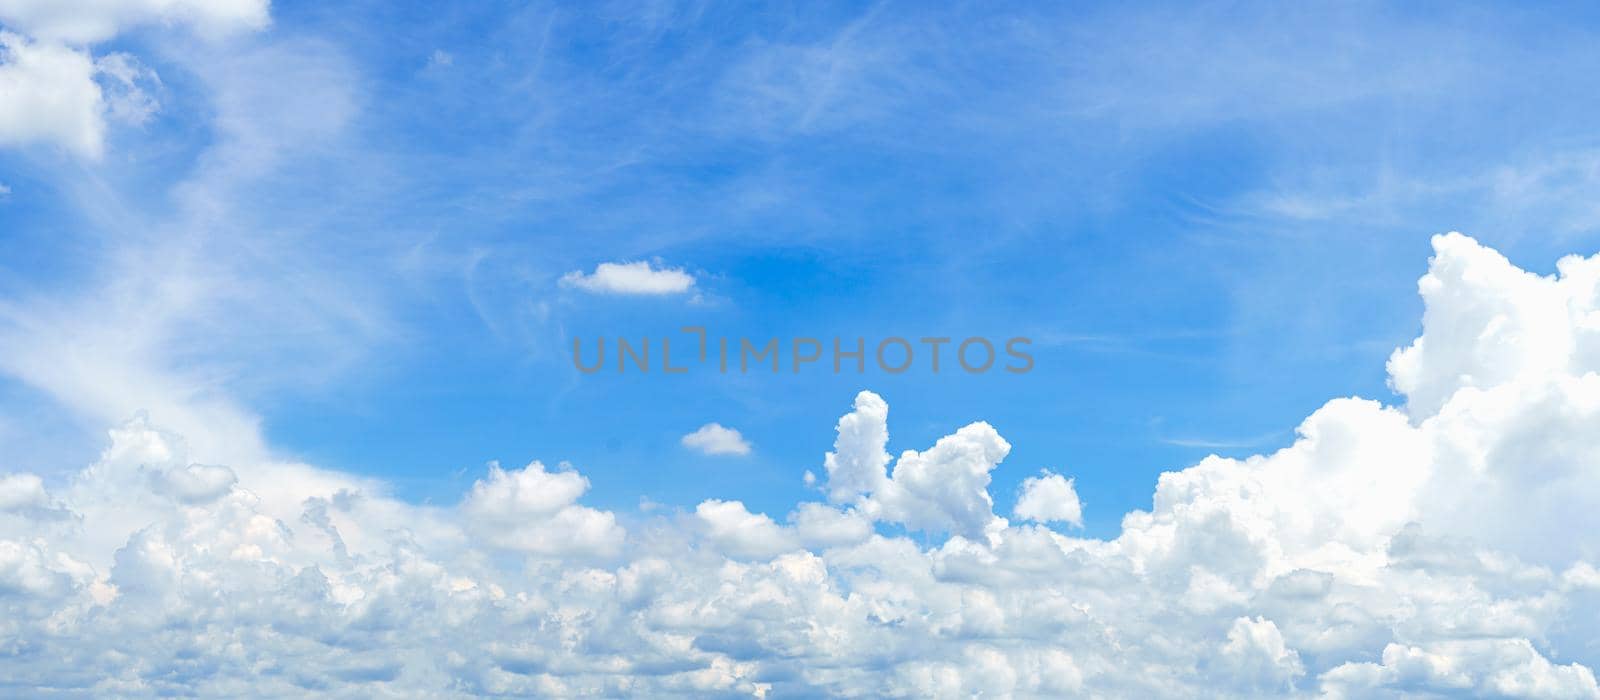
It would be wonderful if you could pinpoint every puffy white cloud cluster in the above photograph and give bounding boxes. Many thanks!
[2,233,1600,697]
[0,0,267,158]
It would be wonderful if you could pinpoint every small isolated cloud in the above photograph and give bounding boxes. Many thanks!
[682,422,752,456]
[427,49,453,68]
[560,260,695,296]
[0,182,10,198]
[1014,469,1083,527]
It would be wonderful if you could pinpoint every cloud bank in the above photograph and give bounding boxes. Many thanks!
[3,233,1600,697]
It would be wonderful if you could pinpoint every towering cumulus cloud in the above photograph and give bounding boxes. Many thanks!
[3,233,1600,697]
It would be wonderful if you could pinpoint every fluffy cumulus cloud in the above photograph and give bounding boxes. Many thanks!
[0,0,265,158]
[0,31,104,157]
[1013,470,1083,527]
[681,422,753,456]
[560,260,696,295]
[461,461,624,557]
[818,397,1013,542]
[3,233,1600,697]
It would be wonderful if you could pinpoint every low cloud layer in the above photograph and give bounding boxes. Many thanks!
[2,233,1600,697]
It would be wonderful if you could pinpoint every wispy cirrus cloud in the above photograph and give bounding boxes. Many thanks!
[0,1,385,469]
[1160,429,1291,450]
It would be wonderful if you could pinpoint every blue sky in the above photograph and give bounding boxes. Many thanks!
[6,0,1600,540]
[12,2,1600,696]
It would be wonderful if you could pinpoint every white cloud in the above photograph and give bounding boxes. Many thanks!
[1218,616,1305,692]
[149,462,236,504]
[0,0,269,45]
[819,390,890,502]
[1013,470,1082,526]
[1321,640,1600,699]
[0,473,65,518]
[0,233,1598,696]
[0,0,266,158]
[681,422,751,456]
[0,32,372,470]
[818,393,1010,541]
[0,31,104,157]
[560,260,696,295]
[461,461,623,557]
[790,501,872,548]
[95,51,160,125]
[695,499,796,559]
[869,418,1011,541]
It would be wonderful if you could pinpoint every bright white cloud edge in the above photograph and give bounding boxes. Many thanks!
[3,233,1600,697]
